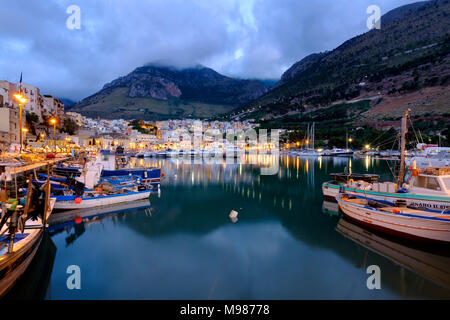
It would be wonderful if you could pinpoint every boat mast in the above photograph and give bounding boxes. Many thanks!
[346,129,348,150]
[397,109,410,186]
[306,123,310,149]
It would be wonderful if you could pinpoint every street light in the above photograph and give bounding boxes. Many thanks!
[49,117,57,151]
[13,93,28,153]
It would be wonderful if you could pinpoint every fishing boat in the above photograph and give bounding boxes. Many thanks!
[101,167,161,183]
[0,172,55,297]
[52,185,153,210]
[48,199,151,228]
[336,194,450,243]
[336,218,450,289]
[322,110,450,211]
[323,167,450,210]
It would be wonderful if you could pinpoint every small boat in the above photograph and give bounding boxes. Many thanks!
[52,185,153,210]
[101,167,161,183]
[48,199,151,228]
[323,148,354,157]
[336,194,450,243]
[323,167,450,210]
[155,150,167,157]
[0,174,55,297]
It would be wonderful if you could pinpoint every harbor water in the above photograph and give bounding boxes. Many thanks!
[10,155,450,299]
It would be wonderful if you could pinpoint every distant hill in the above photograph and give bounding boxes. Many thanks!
[71,64,269,120]
[58,98,76,107]
[233,0,450,124]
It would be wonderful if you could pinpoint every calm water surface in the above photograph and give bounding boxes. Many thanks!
[28,155,450,299]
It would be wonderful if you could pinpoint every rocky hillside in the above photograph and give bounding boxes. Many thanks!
[70,65,269,120]
[233,0,450,124]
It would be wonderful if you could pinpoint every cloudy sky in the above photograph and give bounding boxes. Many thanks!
[0,0,418,101]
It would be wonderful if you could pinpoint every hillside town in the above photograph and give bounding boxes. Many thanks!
[0,79,263,154]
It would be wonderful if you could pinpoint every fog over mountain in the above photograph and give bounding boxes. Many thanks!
[0,0,418,100]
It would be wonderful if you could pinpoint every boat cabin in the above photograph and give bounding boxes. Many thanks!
[406,167,450,196]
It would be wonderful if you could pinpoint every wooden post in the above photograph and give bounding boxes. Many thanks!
[43,165,51,231]
[23,174,33,221]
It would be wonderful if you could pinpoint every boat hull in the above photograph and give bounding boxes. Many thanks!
[322,182,450,211]
[0,224,44,297]
[54,190,152,210]
[336,197,450,243]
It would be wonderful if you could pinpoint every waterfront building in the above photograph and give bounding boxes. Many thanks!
[43,95,65,121]
[17,82,43,119]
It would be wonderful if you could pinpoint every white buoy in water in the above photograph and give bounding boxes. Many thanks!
[229,210,238,219]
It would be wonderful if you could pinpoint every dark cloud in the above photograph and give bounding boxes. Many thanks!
[0,0,417,100]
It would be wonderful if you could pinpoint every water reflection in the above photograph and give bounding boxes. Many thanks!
[4,234,56,300]
[44,155,449,299]
[336,217,450,291]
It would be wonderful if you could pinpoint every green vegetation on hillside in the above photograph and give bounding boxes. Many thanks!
[71,87,236,120]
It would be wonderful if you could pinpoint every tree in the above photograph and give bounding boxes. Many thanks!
[25,112,39,135]
[61,118,79,135]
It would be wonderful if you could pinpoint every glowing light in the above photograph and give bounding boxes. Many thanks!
[13,93,27,104]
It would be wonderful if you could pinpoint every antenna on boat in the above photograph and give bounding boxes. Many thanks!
[397,109,410,187]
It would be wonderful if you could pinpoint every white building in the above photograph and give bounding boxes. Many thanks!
[17,82,43,119]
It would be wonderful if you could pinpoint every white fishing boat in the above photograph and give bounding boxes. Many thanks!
[49,199,151,226]
[323,167,450,210]
[322,110,450,211]
[53,187,152,210]
[336,194,450,243]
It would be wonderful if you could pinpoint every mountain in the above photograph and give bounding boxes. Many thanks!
[58,98,76,107]
[70,64,269,120]
[235,0,450,125]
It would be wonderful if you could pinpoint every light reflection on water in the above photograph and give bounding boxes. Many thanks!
[42,155,450,300]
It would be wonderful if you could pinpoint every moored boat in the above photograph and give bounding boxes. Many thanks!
[323,167,450,211]
[0,174,55,297]
[53,186,152,210]
[336,194,450,243]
